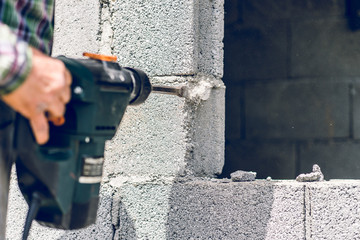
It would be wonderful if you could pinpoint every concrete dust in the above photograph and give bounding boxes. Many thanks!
[184,74,224,102]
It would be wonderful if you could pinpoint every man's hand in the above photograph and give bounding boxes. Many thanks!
[1,48,72,144]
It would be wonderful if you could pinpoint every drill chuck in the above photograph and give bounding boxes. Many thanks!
[125,67,152,105]
[72,58,152,106]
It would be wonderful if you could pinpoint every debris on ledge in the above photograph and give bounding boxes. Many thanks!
[231,170,257,182]
[296,164,324,182]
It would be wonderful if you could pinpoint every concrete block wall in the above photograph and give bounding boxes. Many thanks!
[7,0,226,239]
[223,0,360,179]
[6,2,360,240]
[9,178,360,240]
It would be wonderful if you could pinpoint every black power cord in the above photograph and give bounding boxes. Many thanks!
[22,192,42,240]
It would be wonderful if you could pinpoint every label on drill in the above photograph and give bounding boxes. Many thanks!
[79,157,104,184]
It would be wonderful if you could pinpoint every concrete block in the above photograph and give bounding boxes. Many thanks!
[290,0,345,18]
[306,180,360,239]
[243,0,291,21]
[352,82,360,139]
[225,0,243,26]
[52,0,101,57]
[223,141,296,179]
[9,176,360,240]
[104,75,225,178]
[109,0,224,77]
[224,20,288,81]
[191,86,225,176]
[104,90,188,178]
[245,81,350,139]
[299,142,360,180]
[224,85,243,140]
[291,18,360,78]
[197,0,224,78]
[111,178,173,240]
[110,178,305,240]
[110,0,196,75]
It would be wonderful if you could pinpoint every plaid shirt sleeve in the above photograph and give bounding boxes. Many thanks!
[0,22,32,95]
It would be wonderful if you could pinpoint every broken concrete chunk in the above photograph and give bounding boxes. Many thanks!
[296,164,324,182]
[230,170,257,182]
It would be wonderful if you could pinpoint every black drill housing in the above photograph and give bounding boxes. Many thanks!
[14,56,151,229]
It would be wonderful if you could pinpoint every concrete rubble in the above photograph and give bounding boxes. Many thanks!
[296,164,325,182]
[230,170,257,182]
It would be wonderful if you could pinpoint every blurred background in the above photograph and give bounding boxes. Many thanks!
[221,0,360,180]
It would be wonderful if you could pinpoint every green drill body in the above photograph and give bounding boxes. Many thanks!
[15,56,151,230]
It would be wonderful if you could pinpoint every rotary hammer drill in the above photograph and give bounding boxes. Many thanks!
[14,53,184,239]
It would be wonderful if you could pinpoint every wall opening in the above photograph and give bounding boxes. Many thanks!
[221,0,360,180]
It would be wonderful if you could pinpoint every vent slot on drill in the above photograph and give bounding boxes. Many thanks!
[95,126,116,131]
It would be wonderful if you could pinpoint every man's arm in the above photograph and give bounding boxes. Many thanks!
[0,23,72,144]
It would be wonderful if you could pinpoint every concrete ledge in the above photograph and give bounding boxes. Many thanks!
[111,179,360,239]
[9,178,360,239]
[162,179,305,240]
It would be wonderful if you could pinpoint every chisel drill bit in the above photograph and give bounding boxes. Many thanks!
[152,85,187,98]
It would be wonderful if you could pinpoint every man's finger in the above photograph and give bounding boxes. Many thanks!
[65,69,72,86]
[30,114,49,145]
[59,84,71,103]
[59,69,72,103]
[46,98,65,118]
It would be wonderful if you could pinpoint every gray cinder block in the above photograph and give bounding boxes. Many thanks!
[109,0,224,77]
[52,0,101,57]
[291,0,345,18]
[351,83,360,139]
[105,75,225,178]
[291,18,360,78]
[112,179,305,240]
[306,181,360,239]
[245,81,349,139]
[224,20,288,81]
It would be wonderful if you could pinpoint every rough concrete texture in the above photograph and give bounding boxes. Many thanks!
[107,0,224,77]
[52,0,101,57]
[305,180,360,239]
[8,175,360,239]
[109,178,305,240]
[105,75,225,178]
[196,0,224,78]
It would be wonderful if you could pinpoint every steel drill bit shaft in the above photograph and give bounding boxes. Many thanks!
[152,85,187,98]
